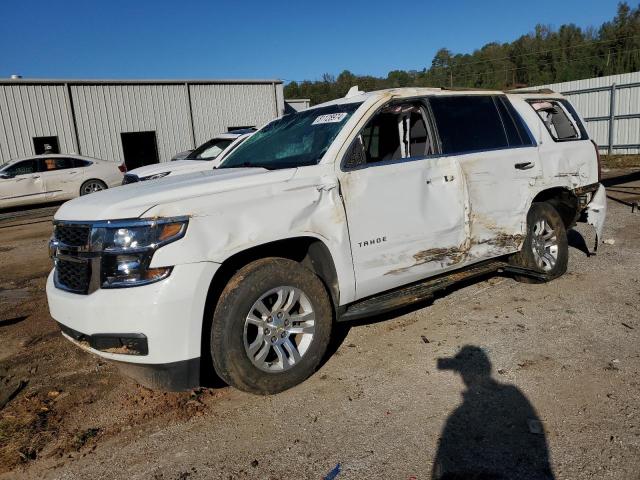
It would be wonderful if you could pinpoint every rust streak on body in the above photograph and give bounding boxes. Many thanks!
[385,246,465,276]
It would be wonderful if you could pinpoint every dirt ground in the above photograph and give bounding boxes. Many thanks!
[0,169,639,480]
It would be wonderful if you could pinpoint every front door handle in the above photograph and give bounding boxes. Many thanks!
[514,162,534,170]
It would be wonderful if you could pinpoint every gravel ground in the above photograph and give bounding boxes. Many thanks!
[0,171,638,480]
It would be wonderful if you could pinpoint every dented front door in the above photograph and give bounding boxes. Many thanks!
[339,156,469,300]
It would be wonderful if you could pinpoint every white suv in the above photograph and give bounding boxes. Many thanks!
[46,87,606,394]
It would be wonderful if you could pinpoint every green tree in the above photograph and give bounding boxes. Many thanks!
[283,2,640,105]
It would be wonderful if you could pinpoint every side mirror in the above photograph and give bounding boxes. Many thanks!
[344,136,366,169]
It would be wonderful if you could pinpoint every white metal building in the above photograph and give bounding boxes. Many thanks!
[0,79,285,168]
[284,98,310,113]
[532,71,640,154]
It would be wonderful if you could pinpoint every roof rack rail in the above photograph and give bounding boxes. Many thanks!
[439,86,500,92]
[507,88,556,94]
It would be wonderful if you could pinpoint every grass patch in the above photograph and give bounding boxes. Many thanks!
[602,154,640,168]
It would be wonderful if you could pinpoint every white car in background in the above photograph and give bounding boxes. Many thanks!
[0,154,124,209]
[122,129,255,184]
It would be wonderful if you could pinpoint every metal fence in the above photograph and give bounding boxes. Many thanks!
[533,71,640,155]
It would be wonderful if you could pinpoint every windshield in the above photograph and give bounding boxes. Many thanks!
[220,102,362,169]
[187,138,233,160]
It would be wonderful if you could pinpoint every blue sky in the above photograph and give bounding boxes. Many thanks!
[0,0,626,82]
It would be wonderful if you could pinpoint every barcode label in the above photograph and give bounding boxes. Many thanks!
[312,113,348,125]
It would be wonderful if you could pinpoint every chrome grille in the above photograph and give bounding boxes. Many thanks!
[55,259,91,294]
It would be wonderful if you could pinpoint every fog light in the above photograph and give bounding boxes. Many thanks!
[116,255,141,275]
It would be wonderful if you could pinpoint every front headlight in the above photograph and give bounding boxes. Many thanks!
[51,217,189,293]
[102,221,186,252]
[140,171,170,181]
[98,217,187,288]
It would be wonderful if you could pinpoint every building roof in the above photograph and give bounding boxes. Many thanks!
[0,78,283,85]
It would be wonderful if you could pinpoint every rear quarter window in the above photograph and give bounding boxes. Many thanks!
[528,99,588,142]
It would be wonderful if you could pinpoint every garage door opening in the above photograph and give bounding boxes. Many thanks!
[33,136,60,155]
[121,131,159,170]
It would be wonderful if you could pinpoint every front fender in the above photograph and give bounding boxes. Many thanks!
[147,177,357,305]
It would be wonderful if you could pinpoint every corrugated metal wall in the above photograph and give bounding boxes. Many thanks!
[0,84,76,162]
[0,80,284,165]
[285,99,310,112]
[190,83,282,145]
[71,84,192,163]
[533,71,640,154]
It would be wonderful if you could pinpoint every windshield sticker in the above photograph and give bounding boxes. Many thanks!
[312,112,348,125]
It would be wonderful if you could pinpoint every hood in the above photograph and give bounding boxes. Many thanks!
[128,160,213,178]
[55,167,296,221]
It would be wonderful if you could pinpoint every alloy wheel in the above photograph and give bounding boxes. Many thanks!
[243,286,315,372]
[531,219,558,271]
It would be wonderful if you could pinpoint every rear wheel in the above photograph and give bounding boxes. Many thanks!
[80,179,107,196]
[211,258,333,394]
[510,202,568,283]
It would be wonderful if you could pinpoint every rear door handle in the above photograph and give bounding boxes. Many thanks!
[426,175,455,185]
[514,162,534,170]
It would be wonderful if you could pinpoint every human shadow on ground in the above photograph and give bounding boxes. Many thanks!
[432,346,555,480]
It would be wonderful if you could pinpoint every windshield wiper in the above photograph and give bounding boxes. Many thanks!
[221,162,275,170]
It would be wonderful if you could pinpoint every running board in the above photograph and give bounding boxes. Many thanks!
[339,260,548,322]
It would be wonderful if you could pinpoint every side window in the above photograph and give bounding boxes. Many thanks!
[429,96,508,154]
[348,102,435,168]
[72,159,92,168]
[42,157,74,171]
[5,159,38,176]
[360,112,401,163]
[495,97,534,147]
[529,100,581,141]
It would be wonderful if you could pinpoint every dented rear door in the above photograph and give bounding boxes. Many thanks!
[429,95,540,259]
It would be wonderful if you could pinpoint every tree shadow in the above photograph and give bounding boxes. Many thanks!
[0,315,28,327]
[432,346,555,480]
[601,169,640,187]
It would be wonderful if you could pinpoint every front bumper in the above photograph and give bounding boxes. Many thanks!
[47,261,219,388]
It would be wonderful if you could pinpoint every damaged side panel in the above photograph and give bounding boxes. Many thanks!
[147,165,358,305]
[338,155,469,299]
[586,184,607,248]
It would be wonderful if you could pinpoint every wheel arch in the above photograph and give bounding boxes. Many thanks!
[530,187,579,228]
[199,236,340,385]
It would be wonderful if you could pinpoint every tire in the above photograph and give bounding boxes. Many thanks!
[211,258,333,394]
[510,202,568,283]
[80,179,107,196]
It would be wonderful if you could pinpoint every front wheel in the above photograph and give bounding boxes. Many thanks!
[211,258,333,394]
[510,202,568,283]
[80,179,107,196]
